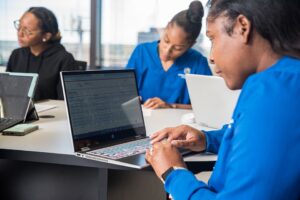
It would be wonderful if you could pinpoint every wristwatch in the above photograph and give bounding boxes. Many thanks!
[160,166,186,183]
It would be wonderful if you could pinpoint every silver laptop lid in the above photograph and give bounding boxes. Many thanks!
[61,69,147,152]
[186,74,240,129]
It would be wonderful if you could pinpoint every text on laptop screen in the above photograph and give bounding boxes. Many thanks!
[63,71,146,147]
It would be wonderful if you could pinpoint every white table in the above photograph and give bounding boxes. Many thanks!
[0,100,217,161]
[0,100,216,200]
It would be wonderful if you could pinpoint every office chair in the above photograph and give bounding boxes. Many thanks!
[74,60,87,71]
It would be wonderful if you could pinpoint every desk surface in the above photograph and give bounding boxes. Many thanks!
[0,100,216,166]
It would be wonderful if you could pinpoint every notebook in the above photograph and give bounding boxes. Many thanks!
[61,69,152,169]
[186,74,240,129]
[0,72,39,132]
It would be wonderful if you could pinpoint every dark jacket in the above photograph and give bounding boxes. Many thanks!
[6,43,77,101]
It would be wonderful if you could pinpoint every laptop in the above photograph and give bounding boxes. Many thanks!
[61,69,153,169]
[0,72,38,132]
[186,74,240,129]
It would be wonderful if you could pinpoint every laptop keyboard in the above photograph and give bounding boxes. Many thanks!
[87,138,151,160]
[0,118,22,132]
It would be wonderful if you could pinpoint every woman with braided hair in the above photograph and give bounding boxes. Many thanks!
[147,0,300,199]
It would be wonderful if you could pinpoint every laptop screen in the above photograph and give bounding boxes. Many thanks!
[62,70,146,151]
[186,74,240,129]
[0,72,38,120]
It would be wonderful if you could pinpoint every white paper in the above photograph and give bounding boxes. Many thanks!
[35,104,57,113]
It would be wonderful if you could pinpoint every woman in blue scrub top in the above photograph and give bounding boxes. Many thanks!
[146,0,300,199]
[126,1,212,109]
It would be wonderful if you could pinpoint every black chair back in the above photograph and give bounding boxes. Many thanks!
[74,60,87,70]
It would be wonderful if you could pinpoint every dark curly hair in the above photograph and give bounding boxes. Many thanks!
[207,0,300,58]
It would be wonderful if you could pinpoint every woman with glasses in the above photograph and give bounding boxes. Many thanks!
[6,7,77,101]
[126,1,212,109]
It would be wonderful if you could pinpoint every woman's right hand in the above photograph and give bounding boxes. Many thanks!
[143,97,171,109]
[150,125,206,152]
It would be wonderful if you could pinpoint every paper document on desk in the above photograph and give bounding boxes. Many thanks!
[35,104,57,113]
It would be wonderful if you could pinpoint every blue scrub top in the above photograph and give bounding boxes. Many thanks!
[165,56,300,199]
[126,41,212,104]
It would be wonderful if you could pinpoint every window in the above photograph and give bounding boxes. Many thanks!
[0,0,90,67]
[0,1,211,69]
[100,0,210,68]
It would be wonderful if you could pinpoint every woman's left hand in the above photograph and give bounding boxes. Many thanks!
[143,97,171,109]
[145,140,186,178]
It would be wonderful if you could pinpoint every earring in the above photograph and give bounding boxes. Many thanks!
[42,38,47,42]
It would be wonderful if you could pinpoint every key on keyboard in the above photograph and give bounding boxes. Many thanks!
[87,138,151,160]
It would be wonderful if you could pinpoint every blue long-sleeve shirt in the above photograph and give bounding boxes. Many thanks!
[165,56,300,199]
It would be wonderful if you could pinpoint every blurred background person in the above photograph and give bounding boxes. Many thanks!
[6,7,77,101]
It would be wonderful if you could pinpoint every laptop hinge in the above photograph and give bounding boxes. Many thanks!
[135,135,147,139]
[81,147,90,152]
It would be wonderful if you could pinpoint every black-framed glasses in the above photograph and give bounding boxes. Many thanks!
[13,20,41,36]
